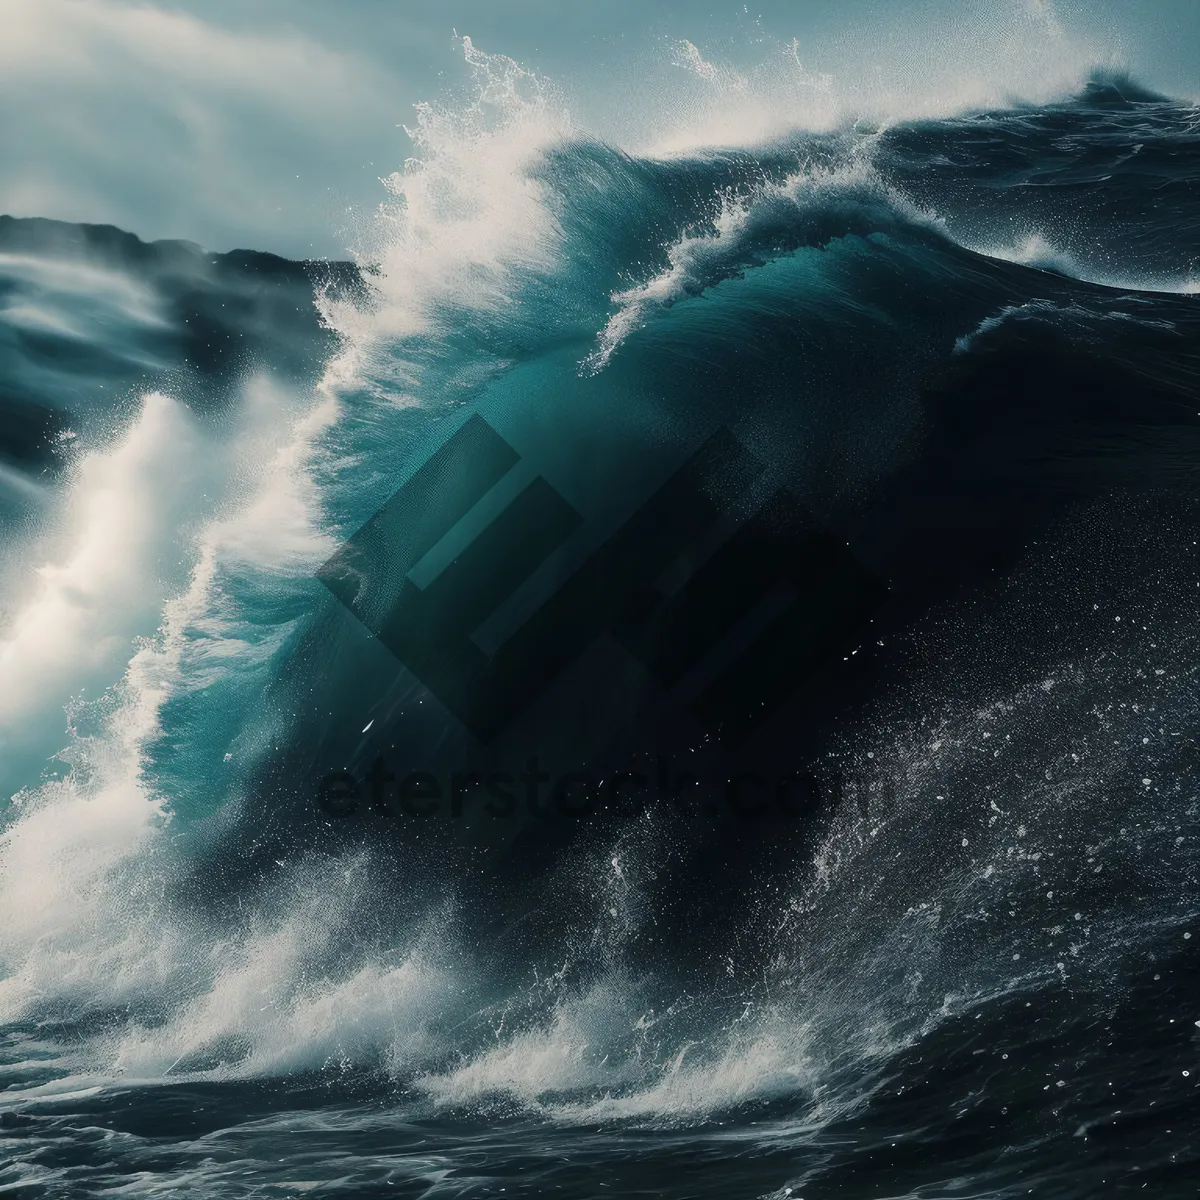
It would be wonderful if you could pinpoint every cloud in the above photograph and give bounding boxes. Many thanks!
[0,0,410,256]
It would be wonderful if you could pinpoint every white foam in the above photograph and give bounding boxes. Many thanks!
[108,886,459,1081]
[597,1,1100,157]
[0,393,208,783]
[971,230,1200,294]
[583,155,916,372]
[327,37,569,361]
[559,1021,817,1124]
[953,296,1180,353]
[418,976,649,1110]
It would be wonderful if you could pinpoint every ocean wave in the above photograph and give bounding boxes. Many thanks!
[2,34,1199,1196]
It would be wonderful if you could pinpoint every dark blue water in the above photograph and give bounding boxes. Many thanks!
[1,71,1198,1197]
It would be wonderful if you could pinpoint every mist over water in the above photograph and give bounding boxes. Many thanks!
[1,21,1199,1198]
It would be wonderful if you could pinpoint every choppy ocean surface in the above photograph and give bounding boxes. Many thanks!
[1,51,1199,1198]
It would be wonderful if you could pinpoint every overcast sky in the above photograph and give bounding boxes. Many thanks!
[1,0,1196,260]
